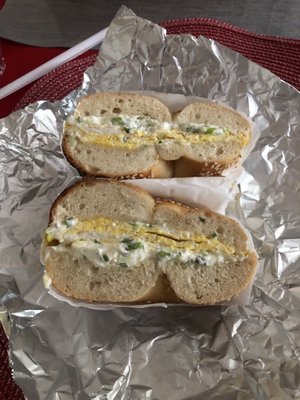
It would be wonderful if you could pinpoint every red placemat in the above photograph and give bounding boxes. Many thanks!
[12,18,300,113]
[162,18,300,90]
[0,326,23,400]
[1,18,300,400]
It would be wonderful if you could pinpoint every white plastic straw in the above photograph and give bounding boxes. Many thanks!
[0,27,108,100]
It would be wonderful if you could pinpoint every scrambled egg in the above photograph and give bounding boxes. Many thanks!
[65,114,249,149]
[46,217,246,267]
[67,216,235,254]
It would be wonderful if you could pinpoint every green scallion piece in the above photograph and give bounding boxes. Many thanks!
[205,127,215,134]
[185,126,201,134]
[103,254,109,262]
[111,116,124,126]
[64,217,75,227]
[157,250,171,258]
[194,255,207,266]
[121,238,133,243]
[125,241,143,251]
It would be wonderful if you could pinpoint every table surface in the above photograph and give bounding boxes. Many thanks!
[0,0,299,48]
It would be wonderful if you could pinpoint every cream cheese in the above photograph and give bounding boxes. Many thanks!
[70,239,151,268]
[46,217,78,243]
[47,238,227,270]
[43,272,52,289]
[66,114,228,137]
[45,216,239,270]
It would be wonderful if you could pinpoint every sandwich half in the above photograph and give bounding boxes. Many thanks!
[62,92,174,179]
[41,179,257,304]
[172,101,251,176]
[62,92,251,178]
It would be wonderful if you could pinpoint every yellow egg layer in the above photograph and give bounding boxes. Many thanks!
[47,216,242,257]
[66,125,249,150]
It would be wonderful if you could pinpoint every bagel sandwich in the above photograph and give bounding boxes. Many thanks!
[62,92,251,178]
[41,179,257,305]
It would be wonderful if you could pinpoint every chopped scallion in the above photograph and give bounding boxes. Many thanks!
[157,250,171,258]
[121,238,133,243]
[185,126,201,134]
[125,241,143,251]
[64,217,75,227]
[102,254,109,262]
[205,127,215,134]
[111,116,124,126]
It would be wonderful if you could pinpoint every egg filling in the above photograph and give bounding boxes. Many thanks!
[65,114,249,149]
[44,216,249,269]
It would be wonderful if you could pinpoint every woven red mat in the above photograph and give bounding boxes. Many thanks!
[1,18,300,400]
[162,18,300,90]
[14,18,300,113]
[0,326,22,400]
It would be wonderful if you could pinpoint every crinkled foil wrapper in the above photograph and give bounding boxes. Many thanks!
[1,6,300,399]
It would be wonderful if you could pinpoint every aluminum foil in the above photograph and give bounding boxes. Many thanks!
[1,5,300,399]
